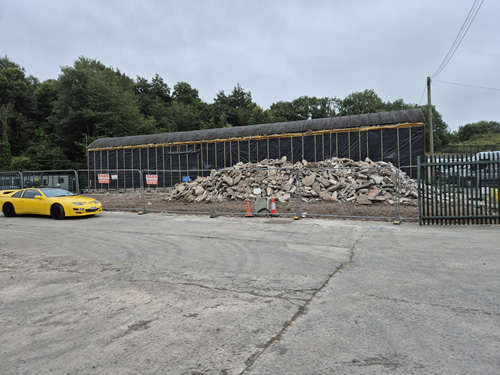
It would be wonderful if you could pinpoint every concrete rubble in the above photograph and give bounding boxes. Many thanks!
[162,157,419,205]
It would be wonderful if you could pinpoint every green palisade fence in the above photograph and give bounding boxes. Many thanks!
[418,153,500,225]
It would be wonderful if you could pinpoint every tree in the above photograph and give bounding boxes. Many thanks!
[383,98,417,112]
[9,155,31,170]
[165,101,201,132]
[212,84,256,127]
[419,104,451,151]
[162,82,210,132]
[22,129,69,170]
[0,56,36,114]
[172,81,201,106]
[135,74,171,130]
[32,79,58,135]
[52,57,150,163]
[337,89,384,116]
[248,105,272,125]
[0,103,12,169]
[456,121,500,142]
[291,96,337,120]
[269,101,299,122]
[0,56,37,156]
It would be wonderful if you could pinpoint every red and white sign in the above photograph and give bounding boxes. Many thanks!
[146,174,158,185]
[98,174,110,184]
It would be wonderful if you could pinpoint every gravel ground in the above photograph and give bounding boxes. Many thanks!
[87,191,419,221]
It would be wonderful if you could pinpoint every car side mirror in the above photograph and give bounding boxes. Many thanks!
[34,195,43,200]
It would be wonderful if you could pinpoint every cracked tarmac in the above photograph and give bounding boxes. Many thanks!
[0,213,499,374]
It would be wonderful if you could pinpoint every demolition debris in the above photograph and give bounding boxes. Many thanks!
[162,157,418,205]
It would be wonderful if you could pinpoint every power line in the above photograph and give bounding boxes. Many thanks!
[431,0,484,78]
[433,79,500,91]
[418,85,427,105]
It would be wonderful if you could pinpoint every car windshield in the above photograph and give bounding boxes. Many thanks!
[40,188,76,198]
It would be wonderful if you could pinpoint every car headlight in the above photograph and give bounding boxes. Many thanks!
[72,202,84,206]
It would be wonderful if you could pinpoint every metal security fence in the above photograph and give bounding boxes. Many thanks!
[209,167,301,217]
[134,166,410,222]
[1,166,412,222]
[21,170,79,191]
[0,171,22,190]
[418,154,500,225]
[77,169,144,192]
[0,170,79,191]
[294,166,406,222]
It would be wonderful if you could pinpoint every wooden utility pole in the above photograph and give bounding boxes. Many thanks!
[427,77,434,160]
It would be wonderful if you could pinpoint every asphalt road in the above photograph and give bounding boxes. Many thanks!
[0,212,499,374]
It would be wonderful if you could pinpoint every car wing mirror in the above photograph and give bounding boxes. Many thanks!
[34,195,43,200]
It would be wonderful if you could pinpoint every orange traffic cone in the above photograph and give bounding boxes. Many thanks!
[270,197,278,216]
[245,199,254,217]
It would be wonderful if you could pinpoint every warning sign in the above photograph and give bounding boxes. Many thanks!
[146,174,158,185]
[98,174,110,184]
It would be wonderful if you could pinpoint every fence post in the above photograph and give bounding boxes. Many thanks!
[295,168,301,219]
[394,167,401,224]
[210,170,217,218]
[139,169,146,213]
[73,170,79,193]
[417,156,422,225]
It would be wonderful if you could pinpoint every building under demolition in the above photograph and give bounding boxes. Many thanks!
[87,108,425,189]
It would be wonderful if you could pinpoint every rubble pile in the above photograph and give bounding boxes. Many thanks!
[162,157,418,205]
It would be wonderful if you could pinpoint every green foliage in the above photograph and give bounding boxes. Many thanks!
[166,82,209,132]
[22,129,70,170]
[337,89,384,116]
[268,96,337,122]
[173,82,200,105]
[212,84,256,127]
[248,106,272,125]
[2,54,498,168]
[0,57,39,156]
[269,101,299,122]
[418,104,452,151]
[383,98,417,111]
[52,57,151,162]
[457,133,500,146]
[0,56,36,114]
[0,104,12,169]
[291,96,338,120]
[165,101,202,132]
[136,74,171,130]
[456,121,500,142]
[9,155,31,170]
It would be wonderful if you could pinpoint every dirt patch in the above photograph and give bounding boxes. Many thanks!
[88,191,419,221]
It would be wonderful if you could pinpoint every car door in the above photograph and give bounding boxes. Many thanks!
[18,189,46,215]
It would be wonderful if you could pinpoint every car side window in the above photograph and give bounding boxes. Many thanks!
[12,191,23,198]
[22,189,39,199]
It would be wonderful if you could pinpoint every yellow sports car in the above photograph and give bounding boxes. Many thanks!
[1,188,102,219]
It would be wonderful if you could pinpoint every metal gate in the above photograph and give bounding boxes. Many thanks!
[417,154,500,225]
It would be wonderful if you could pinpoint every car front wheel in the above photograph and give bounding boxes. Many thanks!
[3,203,16,217]
[51,204,65,220]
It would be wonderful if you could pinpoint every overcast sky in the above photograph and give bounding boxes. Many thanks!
[1,0,499,132]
